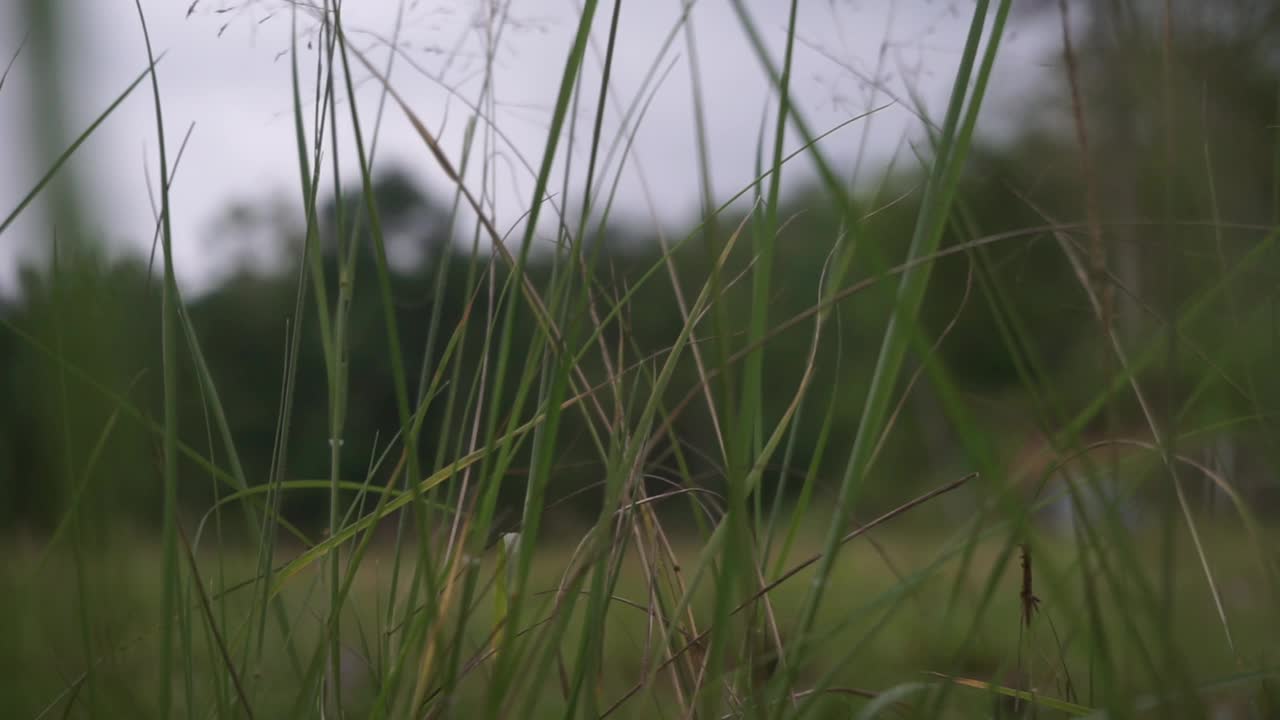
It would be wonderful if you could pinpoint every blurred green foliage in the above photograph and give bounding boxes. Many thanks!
[2,1,1279,532]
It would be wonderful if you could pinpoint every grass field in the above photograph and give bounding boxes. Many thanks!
[5,518,1276,718]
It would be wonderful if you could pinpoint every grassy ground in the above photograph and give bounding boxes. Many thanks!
[5,519,1275,718]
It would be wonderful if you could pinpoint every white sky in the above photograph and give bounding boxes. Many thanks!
[0,1,1058,297]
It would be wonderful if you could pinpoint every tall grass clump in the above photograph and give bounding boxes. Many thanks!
[2,0,1278,718]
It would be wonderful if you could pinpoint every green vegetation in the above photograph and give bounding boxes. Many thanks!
[3,524,1275,718]
[2,1,1279,718]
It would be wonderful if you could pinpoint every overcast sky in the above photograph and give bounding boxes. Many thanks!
[0,1,1058,297]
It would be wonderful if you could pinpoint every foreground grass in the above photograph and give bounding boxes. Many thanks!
[6,0,1280,717]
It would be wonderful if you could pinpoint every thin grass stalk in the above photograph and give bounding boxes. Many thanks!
[466,3,600,615]
[499,8,655,707]
[392,241,490,713]
[586,214,757,710]
[129,4,181,716]
[678,11,731,464]
[255,4,341,683]
[381,40,497,697]
[0,66,148,234]
[366,307,486,716]
[788,0,1003,672]
[314,8,356,712]
[499,7,636,707]
[944,203,1122,706]
[440,2,595,713]
[737,0,797,464]
[378,1,440,676]
[694,5,799,716]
